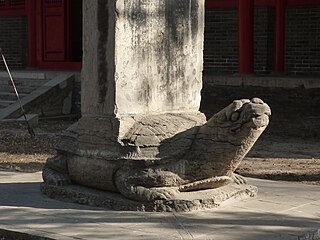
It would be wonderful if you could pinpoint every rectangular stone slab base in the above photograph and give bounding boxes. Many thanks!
[40,183,258,212]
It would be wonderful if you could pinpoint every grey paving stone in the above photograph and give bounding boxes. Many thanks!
[0,171,319,240]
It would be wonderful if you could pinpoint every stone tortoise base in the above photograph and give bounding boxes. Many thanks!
[40,183,258,212]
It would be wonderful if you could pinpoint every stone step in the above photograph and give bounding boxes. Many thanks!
[0,78,48,88]
[0,84,41,94]
[0,84,11,92]
[0,99,16,108]
[1,114,39,128]
[0,73,75,120]
[0,91,26,101]
[0,71,46,80]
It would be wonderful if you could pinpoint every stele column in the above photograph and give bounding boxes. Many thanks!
[79,0,205,154]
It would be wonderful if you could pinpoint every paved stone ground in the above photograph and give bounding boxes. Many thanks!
[0,171,319,240]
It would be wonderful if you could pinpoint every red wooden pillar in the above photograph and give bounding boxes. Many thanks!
[273,0,287,72]
[238,0,254,74]
[27,0,37,67]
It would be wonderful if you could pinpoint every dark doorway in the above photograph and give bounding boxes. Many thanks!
[69,0,82,62]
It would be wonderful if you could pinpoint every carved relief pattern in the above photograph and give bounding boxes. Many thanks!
[0,0,25,9]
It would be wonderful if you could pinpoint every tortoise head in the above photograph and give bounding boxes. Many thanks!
[194,98,271,174]
[205,98,271,141]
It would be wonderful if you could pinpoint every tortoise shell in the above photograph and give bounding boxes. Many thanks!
[121,113,206,159]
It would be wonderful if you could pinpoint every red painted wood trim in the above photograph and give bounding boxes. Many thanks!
[0,9,26,15]
[27,0,36,67]
[0,0,27,15]
[66,0,71,61]
[36,61,82,70]
[42,0,67,61]
[35,0,43,67]
[205,0,275,8]
[238,0,254,73]
[288,0,320,5]
[255,0,275,6]
[205,0,319,9]
[206,0,237,8]
[273,0,287,72]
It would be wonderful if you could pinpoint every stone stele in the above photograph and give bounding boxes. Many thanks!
[41,0,271,212]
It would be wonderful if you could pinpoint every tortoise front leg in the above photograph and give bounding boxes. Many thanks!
[114,168,182,202]
[42,156,71,186]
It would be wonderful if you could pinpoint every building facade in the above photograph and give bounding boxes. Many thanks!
[0,0,319,75]
[0,0,82,70]
[205,0,320,75]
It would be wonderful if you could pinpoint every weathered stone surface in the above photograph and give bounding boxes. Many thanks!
[40,182,258,212]
[42,98,271,207]
[115,0,204,115]
[79,0,205,150]
[42,1,271,211]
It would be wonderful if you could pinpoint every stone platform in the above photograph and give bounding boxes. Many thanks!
[40,182,257,212]
[1,171,319,240]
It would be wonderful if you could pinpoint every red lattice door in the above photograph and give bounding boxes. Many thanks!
[0,0,26,9]
[42,0,66,61]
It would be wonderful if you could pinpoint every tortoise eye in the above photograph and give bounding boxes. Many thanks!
[231,111,240,122]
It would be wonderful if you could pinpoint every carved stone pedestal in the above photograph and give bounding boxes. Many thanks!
[41,0,271,211]
[41,183,257,212]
